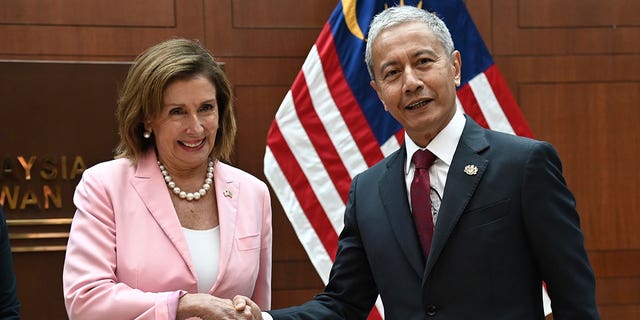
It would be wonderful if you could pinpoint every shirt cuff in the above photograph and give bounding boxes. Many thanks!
[262,311,274,320]
[168,290,188,320]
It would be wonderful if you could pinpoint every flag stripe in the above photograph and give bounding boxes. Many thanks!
[273,89,346,234]
[380,131,403,158]
[484,65,534,137]
[303,44,369,183]
[469,72,516,135]
[292,68,351,203]
[315,23,386,167]
[268,107,340,258]
[456,84,490,129]
[264,148,334,281]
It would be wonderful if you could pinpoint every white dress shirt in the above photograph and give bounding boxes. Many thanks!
[404,108,465,226]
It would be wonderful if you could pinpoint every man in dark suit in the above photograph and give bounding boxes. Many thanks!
[0,206,21,319]
[241,5,599,320]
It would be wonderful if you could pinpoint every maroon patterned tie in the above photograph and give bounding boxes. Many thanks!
[411,150,437,259]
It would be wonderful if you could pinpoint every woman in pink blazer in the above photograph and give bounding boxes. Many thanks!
[63,39,271,320]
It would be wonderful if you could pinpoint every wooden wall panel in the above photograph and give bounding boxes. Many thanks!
[222,57,305,86]
[495,55,640,96]
[233,85,289,178]
[0,0,174,26]
[1,0,639,319]
[204,0,334,57]
[599,306,640,320]
[1,61,132,320]
[272,289,323,308]
[518,0,638,27]
[492,0,640,55]
[520,82,640,247]
[12,252,66,319]
[591,251,640,278]
[490,1,640,317]
[464,0,492,50]
[0,0,203,60]
[598,278,640,305]
[232,0,329,28]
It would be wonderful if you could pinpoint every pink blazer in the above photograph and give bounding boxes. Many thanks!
[63,151,271,319]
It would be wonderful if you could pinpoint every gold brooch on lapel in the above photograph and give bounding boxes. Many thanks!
[223,189,233,198]
[464,164,478,176]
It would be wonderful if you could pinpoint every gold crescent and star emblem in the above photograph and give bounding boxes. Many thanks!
[342,0,423,40]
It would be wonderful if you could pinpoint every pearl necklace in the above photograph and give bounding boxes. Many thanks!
[158,159,214,201]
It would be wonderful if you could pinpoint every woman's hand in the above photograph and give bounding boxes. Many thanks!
[177,293,257,320]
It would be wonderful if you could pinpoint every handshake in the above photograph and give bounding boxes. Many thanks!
[177,293,264,320]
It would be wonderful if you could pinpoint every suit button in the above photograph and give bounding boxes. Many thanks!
[426,305,438,316]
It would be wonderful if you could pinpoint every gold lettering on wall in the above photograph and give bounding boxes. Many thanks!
[17,156,36,180]
[0,155,85,210]
[3,155,86,253]
[19,189,39,209]
[43,184,62,209]
[69,156,86,180]
[1,184,63,209]
[40,157,58,180]
[1,186,19,208]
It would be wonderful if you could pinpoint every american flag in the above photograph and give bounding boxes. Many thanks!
[264,0,549,318]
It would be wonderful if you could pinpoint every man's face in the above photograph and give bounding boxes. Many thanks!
[370,21,461,147]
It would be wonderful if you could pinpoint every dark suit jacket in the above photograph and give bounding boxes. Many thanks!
[269,117,599,320]
[0,206,21,319]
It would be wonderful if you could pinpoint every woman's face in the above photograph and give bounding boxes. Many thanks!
[146,75,219,173]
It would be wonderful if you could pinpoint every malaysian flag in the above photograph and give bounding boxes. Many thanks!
[264,0,549,317]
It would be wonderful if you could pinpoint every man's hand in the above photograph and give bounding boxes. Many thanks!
[233,295,263,320]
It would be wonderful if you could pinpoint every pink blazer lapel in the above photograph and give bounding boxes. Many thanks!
[211,162,239,292]
[130,151,194,274]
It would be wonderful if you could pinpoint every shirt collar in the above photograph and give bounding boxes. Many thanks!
[405,108,466,174]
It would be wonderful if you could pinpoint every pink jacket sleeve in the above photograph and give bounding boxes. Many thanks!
[251,184,272,310]
[63,163,183,320]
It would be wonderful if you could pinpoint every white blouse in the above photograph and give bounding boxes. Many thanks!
[182,226,220,293]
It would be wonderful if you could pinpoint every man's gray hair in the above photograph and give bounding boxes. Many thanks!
[365,6,455,80]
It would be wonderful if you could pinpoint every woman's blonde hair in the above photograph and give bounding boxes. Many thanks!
[114,38,237,163]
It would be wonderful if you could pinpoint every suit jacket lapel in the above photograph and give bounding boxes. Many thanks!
[130,151,194,274]
[424,118,490,280]
[210,162,239,292]
[379,147,426,276]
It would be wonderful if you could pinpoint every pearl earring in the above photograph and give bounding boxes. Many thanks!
[143,131,151,139]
